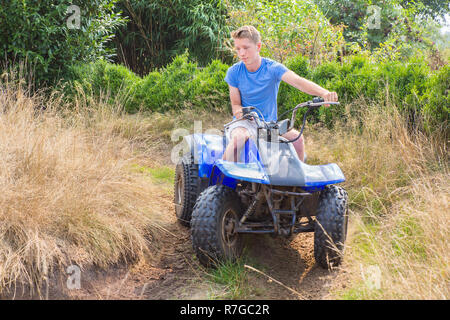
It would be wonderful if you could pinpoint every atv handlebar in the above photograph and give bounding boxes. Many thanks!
[284,97,340,143]
[283,97,339,131]
[224,97,339,144]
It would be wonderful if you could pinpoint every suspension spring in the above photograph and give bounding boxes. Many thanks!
[240,198,258,224]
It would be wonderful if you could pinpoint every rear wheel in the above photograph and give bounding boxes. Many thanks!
[174,154,200,226]
[314,185,349,269]
[191,185,244,267]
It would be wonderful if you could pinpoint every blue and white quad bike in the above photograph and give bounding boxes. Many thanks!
[174,97,348,269]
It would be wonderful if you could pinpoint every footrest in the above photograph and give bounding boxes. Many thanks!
[273,209,296,215]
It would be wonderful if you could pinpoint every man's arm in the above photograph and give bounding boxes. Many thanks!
[281,70,338,102]
[229,85,244,118]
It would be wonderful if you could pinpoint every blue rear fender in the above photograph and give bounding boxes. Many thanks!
[182,133,226,178]
[182,134,264,188]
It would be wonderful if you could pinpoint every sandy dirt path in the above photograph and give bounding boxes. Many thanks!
[59,193,342,300]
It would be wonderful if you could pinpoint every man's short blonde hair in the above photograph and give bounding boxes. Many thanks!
[231,25,261,44]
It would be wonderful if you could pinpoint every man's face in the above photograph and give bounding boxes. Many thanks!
[234,37,261,65]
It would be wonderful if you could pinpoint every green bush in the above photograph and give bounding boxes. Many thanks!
[310,60,347,126]
[188,60,230,110]
[68,53,230,113]
[311,61,342,87]
[381,59,429,103]
[134,53,197,112]
[421,65,450,129]
[134,54,230,112]
[103,63,141,97]
[311,56,372,125]
[67,59,141,112]
[65,52,447,133]
[128,72,161,113]
[65,59,109,100]
[332,55,374,101]
[280,53,447,131]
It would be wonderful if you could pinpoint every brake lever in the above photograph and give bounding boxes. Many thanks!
[287,100,340,131]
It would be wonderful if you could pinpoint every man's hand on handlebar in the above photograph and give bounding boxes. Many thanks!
[241,107,255,121]
[322,91,338,107]
[233,108,254,120]
[233,109,244,119]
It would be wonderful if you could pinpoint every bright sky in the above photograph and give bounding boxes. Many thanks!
[440,14,450,34]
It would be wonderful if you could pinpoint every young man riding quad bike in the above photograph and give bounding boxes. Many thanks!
[174,26,348,269]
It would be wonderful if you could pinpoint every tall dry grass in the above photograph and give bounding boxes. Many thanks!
[307,98,449,299]
[65,80,230,165]
[0,75,174,297]
[1,67,447,300]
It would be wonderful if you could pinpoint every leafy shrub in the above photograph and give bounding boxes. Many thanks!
[67,59,141,112]
[68,53,230,113]
[380,59,426,102]
[311,61,342,87]
[277,54,447,130]
[65,52,448,133]
[309,60,347,126]
[331,55,375,101]
[420,65,450,129]
[103,63,141,97]
[376,58,430,127]
[134,55,230,112]
[127,72,161,113]
[188,60,230,110]
[133,53,197,112]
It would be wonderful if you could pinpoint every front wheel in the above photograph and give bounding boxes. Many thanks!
[191,185,244,267]
[314,185,349,269]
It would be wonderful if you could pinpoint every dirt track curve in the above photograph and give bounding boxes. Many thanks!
[61,192,342,300]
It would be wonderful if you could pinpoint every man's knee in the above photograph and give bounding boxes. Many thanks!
[230,127,251,146]
[293,133,304,144]
[282,130,304,144]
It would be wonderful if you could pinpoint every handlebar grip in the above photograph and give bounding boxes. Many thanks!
[312,96,324,103]
[242,106,255,115]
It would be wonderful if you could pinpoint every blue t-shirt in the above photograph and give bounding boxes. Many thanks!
[224,57,288,122]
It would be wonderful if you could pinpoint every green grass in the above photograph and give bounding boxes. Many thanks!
[206,258,250,300]
[132,164,175,185]
[391,216,428,262]
[339,281,384,300]
[352,221,381,264]
[204,252,266,300]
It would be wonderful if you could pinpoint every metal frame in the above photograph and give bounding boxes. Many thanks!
[235,184,316,236]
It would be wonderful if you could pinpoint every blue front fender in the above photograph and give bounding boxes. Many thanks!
[211,160,270,186]
[183,133,345,191]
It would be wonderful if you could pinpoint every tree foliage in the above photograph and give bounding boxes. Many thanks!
[399,0,450,20]
[0,0,125,86]
[226,0,345,66]
[110,0,231,75]
[314,0,449,51]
